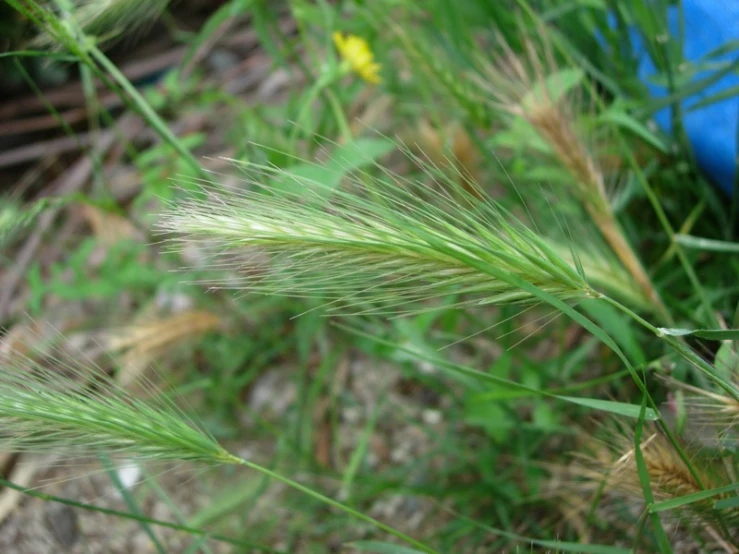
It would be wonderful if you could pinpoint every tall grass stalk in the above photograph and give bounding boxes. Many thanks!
[512,2,719,326]
[472,34,671,324]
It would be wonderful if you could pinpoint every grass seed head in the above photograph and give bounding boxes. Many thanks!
[567,424,738,544]
[159,155,600,316]
[0,333,237,466]
[473,29,667,318]
[31,0,169,47]
[474,32,608,212]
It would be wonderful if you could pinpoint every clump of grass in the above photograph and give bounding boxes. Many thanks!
[158,157,607,316]
[6,0,738,550]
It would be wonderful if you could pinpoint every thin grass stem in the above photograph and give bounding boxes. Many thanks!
[231,456,439,553]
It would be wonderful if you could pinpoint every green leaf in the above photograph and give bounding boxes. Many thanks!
[714,496,739,510]
[686,84,739,113]
[558,397,659,420]
[348,541,428,554]
[581,300,646,364]
[276,138,395,195]
[531,541,629,554]
[522,67,584,110]
[657,328,739,340]
[464,400,512,442]
[598,108,668,153]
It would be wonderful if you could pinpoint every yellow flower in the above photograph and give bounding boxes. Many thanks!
[332,31,381,84]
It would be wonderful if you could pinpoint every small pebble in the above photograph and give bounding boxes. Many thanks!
[422,409,442,425]
[342,406,361,424]
[44,504,78,549]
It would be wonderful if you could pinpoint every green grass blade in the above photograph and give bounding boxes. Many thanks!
[0,477,283,552]
[348,542,429,554]
[558,397,659,420]
[714,496,739,510]
[633,388,672,553]
[650,483,739,513]
[674,234,739,253]
[101,456,167,554]
[657,327,739,340]
[340,401,382,501]
[235,458,439,554]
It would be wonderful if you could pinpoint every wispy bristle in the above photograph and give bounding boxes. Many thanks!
[664,374,739,447]
[590,430,716,499]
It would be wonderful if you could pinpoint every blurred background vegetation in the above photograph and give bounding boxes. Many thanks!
[0,0,737,552]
